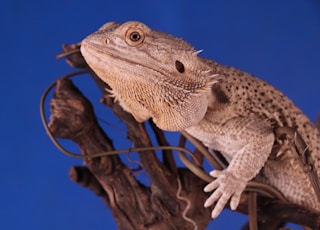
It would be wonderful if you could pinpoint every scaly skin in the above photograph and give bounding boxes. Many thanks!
[80,21,320,219]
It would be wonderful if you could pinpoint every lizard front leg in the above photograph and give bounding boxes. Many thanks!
[202,117,275,219]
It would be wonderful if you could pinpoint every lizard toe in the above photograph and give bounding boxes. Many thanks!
[210,192,230,219]
[203,179,219,192]
[230,191,241,210]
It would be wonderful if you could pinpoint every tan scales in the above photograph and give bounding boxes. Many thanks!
[80,21,320,219]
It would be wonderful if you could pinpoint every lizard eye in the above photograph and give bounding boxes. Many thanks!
[130,32,141,41]
[175,60,185,73]
[125,28,145,46]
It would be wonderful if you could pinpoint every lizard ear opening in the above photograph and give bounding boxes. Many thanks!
[175,60,185,73]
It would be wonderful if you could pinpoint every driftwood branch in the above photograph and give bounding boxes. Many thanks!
[48,77,211,229]
[44,43,320,229]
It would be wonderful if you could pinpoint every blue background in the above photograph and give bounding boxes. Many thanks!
[1,0,319,229]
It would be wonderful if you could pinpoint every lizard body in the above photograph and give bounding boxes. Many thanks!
[80,21,320,219]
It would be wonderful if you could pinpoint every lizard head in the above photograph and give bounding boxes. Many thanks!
[81,21,219,131]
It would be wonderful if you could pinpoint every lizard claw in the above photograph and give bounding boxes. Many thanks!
[203,170,247,219]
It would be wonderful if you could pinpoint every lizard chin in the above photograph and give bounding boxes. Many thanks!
[111,84,210,132]
[115,90,209,132]
[151,93,209,132]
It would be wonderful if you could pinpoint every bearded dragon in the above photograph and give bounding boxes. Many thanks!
[80,21,320,219]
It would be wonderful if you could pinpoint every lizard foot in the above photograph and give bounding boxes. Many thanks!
[203,170,247,219]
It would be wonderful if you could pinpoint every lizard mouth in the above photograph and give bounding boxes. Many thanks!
[81,36,145,69]
[81,35,171,83]
[81,37,116,64]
